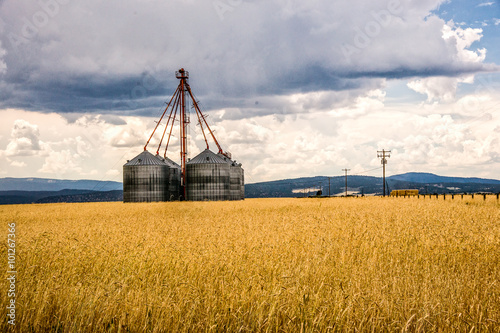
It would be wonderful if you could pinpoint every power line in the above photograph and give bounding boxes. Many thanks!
[247,167,383,187]
[351,166,383,176]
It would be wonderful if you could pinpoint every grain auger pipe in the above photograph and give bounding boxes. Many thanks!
[185,84,225,155]
[144,85,180,151]
[156,89,181,155]
[163,104,179,159]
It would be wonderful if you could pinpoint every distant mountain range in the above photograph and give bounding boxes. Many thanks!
[0,178,122,205]
[0,177,122,191]
[0,172,499,204]
[388,172,500,185]
[0,190,123,205]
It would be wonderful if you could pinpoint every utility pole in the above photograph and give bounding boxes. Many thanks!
[328,177,331,197]
[377,149,391,196]
[342,169,350,197]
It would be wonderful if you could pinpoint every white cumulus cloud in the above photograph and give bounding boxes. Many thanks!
[9,160,27,167]
[38,149,83,175]
[1,119,43,157]
[407,22,487,102]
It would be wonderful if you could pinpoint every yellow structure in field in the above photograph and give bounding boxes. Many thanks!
[391,189,419,196]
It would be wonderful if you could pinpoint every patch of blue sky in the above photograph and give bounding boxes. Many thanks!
[434,1,500,67]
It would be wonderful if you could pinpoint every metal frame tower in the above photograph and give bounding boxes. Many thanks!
[144,68,230,198]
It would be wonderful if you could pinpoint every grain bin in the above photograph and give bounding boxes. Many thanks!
[240,167,245,200]
[186,149,230,201]
[218,153,245,200]
[123,150,170,202]
[163,156,182,201]
[129,68,246,202]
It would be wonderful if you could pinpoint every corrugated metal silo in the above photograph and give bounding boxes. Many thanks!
[218,153,245,200]
[186,149,230,201]
[240,167,245,200]
[123,150,170,202]
[163,156,182,201]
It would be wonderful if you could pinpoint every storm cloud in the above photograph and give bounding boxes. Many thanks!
[0,0,496,117]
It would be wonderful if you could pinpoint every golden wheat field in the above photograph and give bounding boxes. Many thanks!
[1,196,500,332]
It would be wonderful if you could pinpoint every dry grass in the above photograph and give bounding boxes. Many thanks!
[1,196,499,332]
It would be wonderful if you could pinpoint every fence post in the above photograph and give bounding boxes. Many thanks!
[443,193,446,200]
[484,194,486,201]
[452,194,454,200]
[472,193,474,199]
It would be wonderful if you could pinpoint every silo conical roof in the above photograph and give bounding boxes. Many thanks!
[187,149,227,164]
[163,156,181,168]
[124,150,169,166]
[217,153,233,164]
[217,153,242,166]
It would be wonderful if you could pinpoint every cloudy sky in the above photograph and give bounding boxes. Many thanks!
[0,0,499,183]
